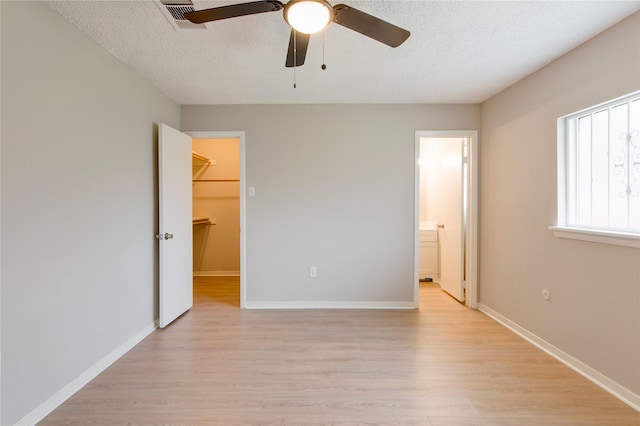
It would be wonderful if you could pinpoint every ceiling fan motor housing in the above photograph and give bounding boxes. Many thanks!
[284,0,334,34]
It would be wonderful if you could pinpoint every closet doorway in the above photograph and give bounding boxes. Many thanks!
[187,131,246,308]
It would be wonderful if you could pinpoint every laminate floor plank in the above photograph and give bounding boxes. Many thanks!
[40,278,639,425]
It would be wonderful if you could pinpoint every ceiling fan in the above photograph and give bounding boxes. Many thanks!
[184,0,410,68]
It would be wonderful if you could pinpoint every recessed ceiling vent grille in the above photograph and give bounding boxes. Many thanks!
[156,1,205,30]
[165,5,196,21]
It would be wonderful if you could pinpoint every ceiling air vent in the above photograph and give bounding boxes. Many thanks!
[156,0,206,30]
[165,5,196,21]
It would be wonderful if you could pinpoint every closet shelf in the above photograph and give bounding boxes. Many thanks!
[193,179,240,182]
[192,151,211,164]
[192,217,211,225]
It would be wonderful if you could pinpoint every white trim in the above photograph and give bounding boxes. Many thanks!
[413,134,421,308]
[557,91,640,235]
[193,270,240,277]
[465,131,479,309]
[0,2,3,416]
[15,322,157,426]
[239,132,247,309]
[414,130,479,309]
[478,304,640,412]
[556,117,567,227]
[186,131,245,139]
[185,131,247,308]
[245,301,415,309]
[549,226,640,249]
[565,89,640,121]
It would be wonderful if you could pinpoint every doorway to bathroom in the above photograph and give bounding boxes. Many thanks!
[414,131,478,308]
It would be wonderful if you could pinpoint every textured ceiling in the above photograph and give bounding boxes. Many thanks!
[44,0,640,105]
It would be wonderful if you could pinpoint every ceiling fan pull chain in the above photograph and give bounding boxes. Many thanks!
[321,29,327,70]
[293,30,297,88]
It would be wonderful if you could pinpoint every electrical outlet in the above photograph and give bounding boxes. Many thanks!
[309,266,317,278]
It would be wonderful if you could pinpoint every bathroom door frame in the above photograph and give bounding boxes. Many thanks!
[414,130,478,309]
[186,130,247,308]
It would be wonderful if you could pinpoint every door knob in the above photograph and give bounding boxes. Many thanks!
[156,233,174,240]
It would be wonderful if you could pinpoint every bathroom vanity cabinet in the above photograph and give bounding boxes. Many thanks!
[419,229,438,280]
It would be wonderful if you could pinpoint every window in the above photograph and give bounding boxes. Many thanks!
[554,91,640,247]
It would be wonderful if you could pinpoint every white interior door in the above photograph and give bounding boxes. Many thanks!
[158,123,193,328]
[437,138,465,302]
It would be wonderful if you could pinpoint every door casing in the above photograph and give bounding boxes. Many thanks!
[414,130,478,309]
[186,131,247,308]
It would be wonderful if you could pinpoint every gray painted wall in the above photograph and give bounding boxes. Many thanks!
[479,12,640,396]
[1,2,180,423]
[182,105,480,306]
[1,0,637,422]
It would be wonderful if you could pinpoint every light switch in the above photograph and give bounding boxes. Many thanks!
[248,186,256,197]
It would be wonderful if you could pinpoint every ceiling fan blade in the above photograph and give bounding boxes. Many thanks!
[332,4,410,48]
[184,0,283,24]
[285,30,310,68]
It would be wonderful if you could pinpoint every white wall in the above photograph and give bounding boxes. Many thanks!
[479,11,640,399]
[182,105,479,306]
[1,1,180,424]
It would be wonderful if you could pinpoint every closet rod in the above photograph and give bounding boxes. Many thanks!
[192,179,240,182]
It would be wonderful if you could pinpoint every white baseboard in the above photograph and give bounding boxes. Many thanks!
[193,270,240,277]
[245,301,415,309]
[477,303,640,412]
[16,322,157,426]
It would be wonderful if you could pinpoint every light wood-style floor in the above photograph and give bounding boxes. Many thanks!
[41,277,639,425]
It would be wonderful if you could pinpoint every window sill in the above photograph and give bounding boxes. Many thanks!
[549,226,640,249]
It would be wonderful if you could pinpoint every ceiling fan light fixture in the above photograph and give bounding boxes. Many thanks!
[284,0,333,34]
